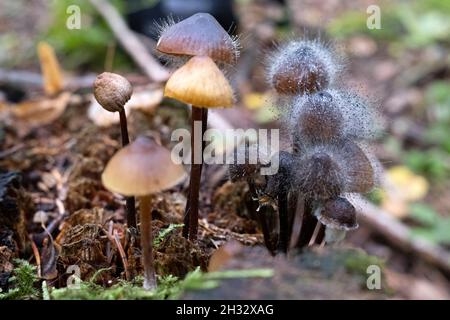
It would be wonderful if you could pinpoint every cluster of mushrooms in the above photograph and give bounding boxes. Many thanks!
[94,13,239,290]
[93,13,378,290]
[231,40,378,253]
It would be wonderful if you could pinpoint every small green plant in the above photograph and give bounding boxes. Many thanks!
[47,267,273,300]
[0,259,39,300]
[153,223,184,247]
[410,203,450,245]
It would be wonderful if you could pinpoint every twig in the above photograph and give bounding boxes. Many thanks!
[113,229,130,281]
[0,68,97,91]
[352,195,450,275]
[89,0,169,82]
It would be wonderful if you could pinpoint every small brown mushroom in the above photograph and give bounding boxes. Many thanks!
[314,197,358,244]
[93,72,137,228]
[102,136,187,290]
[156,12,239,65]
[157,13,238,241]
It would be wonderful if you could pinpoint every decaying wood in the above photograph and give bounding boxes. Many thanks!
[352,195,450,275]
[89,0,169,82]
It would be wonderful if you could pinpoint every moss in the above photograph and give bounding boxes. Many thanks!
[0,259,39,300]
[344,249,385,276]
[48,267,272,300]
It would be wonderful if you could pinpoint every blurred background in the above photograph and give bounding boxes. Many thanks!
[0,0,450,298]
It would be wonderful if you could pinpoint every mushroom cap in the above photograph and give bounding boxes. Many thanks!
[270,43,331,95]
[102,136,187,196]
[339,141,374,193]
[296,92,343,142]
[94,72,132,112]
[156,13,238,65]
[164,56,234,108]
[315,197,358,230]
[295,151,343,200]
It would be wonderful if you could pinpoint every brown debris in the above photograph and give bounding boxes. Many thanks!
[59,223,113,283]
[0,171,34,251]
[211,181,259,234]
[154,221,207,277]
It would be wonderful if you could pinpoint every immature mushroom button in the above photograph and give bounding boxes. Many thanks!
[93,71,136,228]
[315,197,358,231]
[156,12,238,65]
[94,72,132,113]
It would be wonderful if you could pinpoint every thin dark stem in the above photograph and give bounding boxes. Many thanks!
[315,223,326,245]
[277,190,289,253]
[296,201,318,248]
[289,192,304,250]
[119,109,136,229]
[308,221,323,246]
[248,180,277,254]
[140,195,157,290]
[183,107,208,240]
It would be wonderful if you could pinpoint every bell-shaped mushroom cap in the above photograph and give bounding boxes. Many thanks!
[315,197,358,230]
[102,136,187,196]
[94,72,133,112]
[339,141,374,193]
[295,151,343,200]
[164,56,234,108]
[295,92,344,143]
[157,13,238,65]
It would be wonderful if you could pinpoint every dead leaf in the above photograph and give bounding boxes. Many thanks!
[40,236,60,280]
[208,240,243,272]
[125,86,163,114]
[243,92,269,110]
[37,42,64,96]
[87,97,125,127]
[11,92,71,127]
[381,166,429,218]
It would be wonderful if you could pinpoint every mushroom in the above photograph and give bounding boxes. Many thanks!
[94,72,137,229]
[101,136,187,290]
[268,40,337,95]
[314,197,358,244]
[292,91,343,150]
[157,13,239,241]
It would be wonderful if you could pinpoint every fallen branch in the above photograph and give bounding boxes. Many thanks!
[352,195,450,275]
[89,0,169,82]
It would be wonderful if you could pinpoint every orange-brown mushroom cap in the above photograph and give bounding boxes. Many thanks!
[102,136,187,196]
[156,13,238,65]
[164,56,234,108]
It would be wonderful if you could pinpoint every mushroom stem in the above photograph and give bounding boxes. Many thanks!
[183,106,208,240]
[289,192,305,250]
[308,221,324,246]
[139,195,157,290]
[248,180,277,254]
[277,190,289,253]
[119,109,137,229]
[296,202,319,247]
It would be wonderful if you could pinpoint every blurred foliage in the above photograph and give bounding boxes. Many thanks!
[366,188,384,206]
[424,81,450,154]
[410,203,450,245]
[43,0,134,71]
[49,267,273,300]
[328,0,450,48]
[404,149,449,182]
